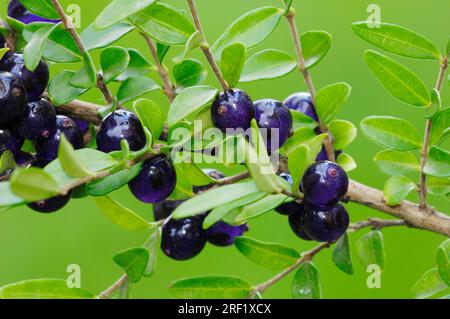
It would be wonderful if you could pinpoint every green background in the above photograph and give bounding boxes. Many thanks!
[0,0,449,298]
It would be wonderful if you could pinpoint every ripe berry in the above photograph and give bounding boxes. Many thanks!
[161,215,207,260]
[316,148,342,162]
[153,200,184,221]
[14,151,33,165]
[128,156,177,204]
[275,173,298,215]
[211,89,255,133]
[73,118,89,134]
[0,53,49,101]
[0,71,27,125]
[207,221,248,247]
[288,203,312,240]
[28,192,72,213]
[35,115,83,163]
[301,203,349,242]
[8,0,60,24]
[284,92,318,121]
[96,110,146,153]
[15,98,56,141]
[0,35,5,48]
[301,161,349,206]
[0,128,24,156]
[254,99,292,152]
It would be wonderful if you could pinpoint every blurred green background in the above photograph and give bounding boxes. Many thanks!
[0,0,449,299]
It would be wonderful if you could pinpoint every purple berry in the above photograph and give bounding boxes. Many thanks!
[275,173,298,216]
[0,129,24,156]
[0,71,27,125]
[0,53,49,101]
[35,115,83,163]
[73,118,89,134]
[15,98,56,141]
[301,161,349,206]
[8,0,60,24]
[301,203,349,242]
[207,221,248,247]
[316,147,342,162]
[27,192,72,213]
[288,203,313,240]
[153,200,184,221]
[14,151,33,165]
[128,156,177,204]
[0,35,5,48]
[211,89,255,133]
[254,99,292,152]
[96,110,146,153]
[161,215,207,260]
[284,92,318,121]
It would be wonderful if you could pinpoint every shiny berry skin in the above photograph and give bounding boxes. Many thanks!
[153,200,184,221]
[0,53,49,101]
[73,118,89,134]
[35,115,83,163]
[301,161,349,206]
[284,92,318,121]
[0,71,27,125]
[211,89,255,133]
[0,129,24,156]
[161,215,207,260]
[254,99,292,152]
[96,110,146,153]
[275,173,298,215]
[288,203,312,240]
[128,156,177,204]
[15,99,56,141]
[28,192,72,213]
[207,221,248,247]
[14,151,33,165]
[8,0,60,24]
[301,203,349,242]
[316,148,342,162]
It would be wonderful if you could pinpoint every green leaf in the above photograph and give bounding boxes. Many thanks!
[412,268,447,299]
[290,109,318,131]
[129,3,195,45]
[333,233,354,275]
[364,50,431,107]
[117,48,153,81]
[0,150,16,174]
[48,71,87,105]
[360,116,422,151]
[234,237,300,270]
[0,182,26,208]
[234,194,289,223]
[69,52,97,89]
[133,98,164,140]
[221,42,247,88]
[315,82,352,124]
[20,0,60,19]
[172,30,202,64]
[81,22,134,51]
[101,47,130,83]
[23,22,59,71]
[336,153,357,172]
[424,146,450,178]
[95,0,157,29]
[301,31,332,69]
[383,176,416,205]
[240,49,296,82]
[113,247,149,283]
[168,276,252,299]
[172,180,259,219]
[168,163,194,201]
[281,127,316,155]
[93,196,152,230]
[117,76,160,103]
[0,48,10,61]
[329,120,357,150]
[173,59,207,89]
[292,262,322,299]
[58,134,93,178]
[167,85,218,127]
[352,22,441,60]
[211,7,283,60]
[436,239,450,286]
[288,144,310,195]
[0,279,96,299]
[356,230,385,271]
[430,108,450,145]
[143,228,161,277]
[10,167,60,202]
[427,176,450,196]
[374,150,420,176]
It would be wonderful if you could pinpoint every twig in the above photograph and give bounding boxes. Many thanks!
[186,0,229,91]
[99,274,128,299]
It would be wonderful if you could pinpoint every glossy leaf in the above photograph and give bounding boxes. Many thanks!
[427,176,450,196]
[101,47,130,83]
[221,42,247,88]
[337,153,357,172]
[117,76,160,103]
[20,0,59,19]
[173,59,207,89]
[288,144,310,195]
[315,82,352,124]
[48,71,87,105]
[301,31,332,69]
[10,167,60,202]
[133,98,164,140]
[23,22,59,71]
[412,268,447,299]
[333,233,354,275]
[0,150,15,174]
[356,230,385,271]
[113,247,149,283]
[436,239,450,286]
[374,150,420,176]
[143,228,161,277]
[430,108,450,146]
[290,109,318,131]
[240,49,296,82]
[95,0,157,29]
[117,48,153,81]
[69,52,97,89]
[383,176,416,205]
[424,146,450,178]
[234,194,289,223]
[58,134,92,178]
[329,119,357,150]
[292,262,322,299]
[81,22,134,51]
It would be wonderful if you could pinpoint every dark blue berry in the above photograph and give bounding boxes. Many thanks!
[153,200,184,221]
[8,0,60,24]
[288,203,313,240]
[0,35,5,48]
[254,99,292,152]
[0,128,24,156]
[27,191,72,213]
[73,118,89,134]
[0,53,49,101]
[301,161,349,206]
[207,221,248,247]
[161,215,207,260]
[284,92,318,121]
[96,110,146,153]
[316,147,342,162]
[35,115,83,163]
[275,173,298,216]
[211,89,254,133]
[301,203,349,242]
[14,151,33,165]
[128,156,177,204]
[15,98,56,141]
[0,71,27,125]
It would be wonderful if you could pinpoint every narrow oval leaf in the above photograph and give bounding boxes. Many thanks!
[315,82,352,124]
[81,22,134,51]
[234,194,289,223]
[430,108,450,146]
[360,116,422,151]
[292,262,322,299]
[0,150,16,174]
[383,176,416,205]
[356,230,385,271]
[352,22,441,60]
[436,239,450,286]
[337,153,357,172]
[427,176,450,196]
[173,59,207,89]
[117,48,153,81]
[133,98,164,140]
[374,150,420,176]
[48,71,87,105]
[424,146,450,177]
[329,119,357,150]
[221,42,247,88]
[117,76,160,103]
[23,22,60,71]
[333,233,354,275]
[143,228,161,277]
[301,31,332,69]
[95,0,157,29]
[69,52,97,89]
[168,276,252,299]
[58,134,93,178]
[113,247,149,283]
[10,167,60,202]
[412,268,447,299]
[234,237,300,270]
[240,49,296,82]
[101,47,130,83]
[364,50,431,107]
[20,0,60,19]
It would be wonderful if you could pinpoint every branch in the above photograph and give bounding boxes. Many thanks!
[186,0,229,91]
[99,274,128,299]
[54,99,103,124]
